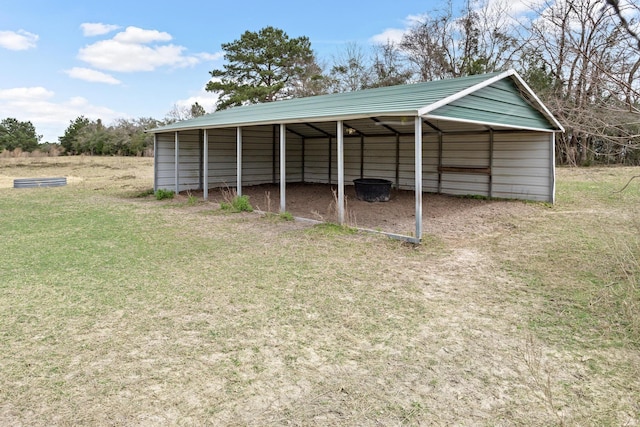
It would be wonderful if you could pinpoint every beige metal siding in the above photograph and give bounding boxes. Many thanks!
[176,130,201,192]
[242,127,275,185]
[492,132,552,201]
[303,138,330,184]
[439,133,491,196]
[421,134,439,192]
[156,132,176,191]
[207,128,237,187]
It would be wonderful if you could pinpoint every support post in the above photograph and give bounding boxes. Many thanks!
[337,121,345,225]
[280,124,286,213]
[174,131,179,193]
[414,118,423,243]
[236,127,242,196]
[203,130,209,200]
[550,132,556,204]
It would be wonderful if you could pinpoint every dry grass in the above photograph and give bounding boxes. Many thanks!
[0,157,639,426]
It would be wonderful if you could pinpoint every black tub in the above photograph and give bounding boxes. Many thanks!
[353,178,392,202]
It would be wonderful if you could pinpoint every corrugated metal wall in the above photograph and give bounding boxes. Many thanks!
[492,132,552,201]
[438,133,491,196]
[156,128,552,202]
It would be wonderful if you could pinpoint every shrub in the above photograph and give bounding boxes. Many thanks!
[155,189,175,200]
[279,211,294,221]
[220,195,253,213]
[186,191,197,206]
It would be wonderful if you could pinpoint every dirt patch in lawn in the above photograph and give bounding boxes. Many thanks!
[202,182,541,240]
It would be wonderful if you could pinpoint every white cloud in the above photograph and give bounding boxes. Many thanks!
[370,28,406,45]
[0,29,38,50]
[80,23,120,37]
[196,52,225,61]
[0,86,124,143]
[77,26,217,72]
[174,89,219,114]
[113,26,172,44]
[369,14,427,46]
[64,67,122,85]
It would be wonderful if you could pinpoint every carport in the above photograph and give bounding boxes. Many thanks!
[149,69,564,243]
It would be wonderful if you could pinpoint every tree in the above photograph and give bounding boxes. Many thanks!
[368,41,412,88]
[328,42,372,92]
[526,0,640,165]
[165,102,207,124]
[206,26,320,110]
[0,118,40,152]
[400,0,520,81]
[190,102,206,118]
[59,116,91,155]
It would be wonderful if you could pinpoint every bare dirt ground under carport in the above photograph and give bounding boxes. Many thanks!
[206,182,539,240]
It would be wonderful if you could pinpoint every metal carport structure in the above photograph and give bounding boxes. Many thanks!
[148,69,564,243]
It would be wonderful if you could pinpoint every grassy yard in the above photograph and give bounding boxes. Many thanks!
[0,157,638,426]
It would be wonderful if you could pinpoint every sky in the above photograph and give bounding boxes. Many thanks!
[0,0,533,143]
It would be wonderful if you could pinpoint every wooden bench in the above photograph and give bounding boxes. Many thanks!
[13,177,67,188]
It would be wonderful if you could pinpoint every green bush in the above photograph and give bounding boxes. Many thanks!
[220,195,253,213]
[155,189,175,200]
[233,195,253,212]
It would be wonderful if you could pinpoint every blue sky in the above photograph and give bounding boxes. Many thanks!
[0,0,527,143]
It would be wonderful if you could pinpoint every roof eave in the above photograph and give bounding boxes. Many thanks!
[422,114,562,133]
[147,111,420,134]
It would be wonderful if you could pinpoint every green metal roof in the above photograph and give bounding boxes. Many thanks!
[150,70,563,134]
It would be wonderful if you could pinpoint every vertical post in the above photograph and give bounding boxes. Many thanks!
[489,128,494,198]
[236,127,242,196]
[550,132,556,204]
[174,131,179,193]
[414,118,423,243]
[153,134,158,192]
[203,129,209,200]
[337,121,345,225]
[437,131,443,194]
[280,124,286,213]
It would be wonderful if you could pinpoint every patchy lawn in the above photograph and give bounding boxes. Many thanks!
[1,157,638,425]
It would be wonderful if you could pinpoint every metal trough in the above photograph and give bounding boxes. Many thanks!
[353,178,392,202]
[13,177,67,188]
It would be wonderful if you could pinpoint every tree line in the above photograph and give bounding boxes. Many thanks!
[0,103,205,157]
[2,0,639,165]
